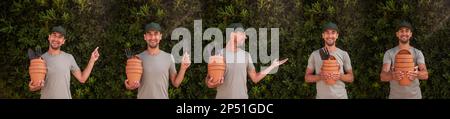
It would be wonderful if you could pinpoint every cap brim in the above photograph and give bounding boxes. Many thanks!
[323,28,338,32]
[145,28,161,33]
[51,31,65,36]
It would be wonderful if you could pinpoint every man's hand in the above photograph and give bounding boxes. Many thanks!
[90,47,100,62]
[392,70,404,81]
[320,72,340,81]
[330,72,341,81]
[125,79,140,90]
[319,72,329,81]
[206,75,224,88]
[407,66,419,81]
[270,58,288,68]
[180,52,191,70]
[29,80,45,91]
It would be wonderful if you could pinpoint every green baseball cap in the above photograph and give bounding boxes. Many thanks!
[145,22,162,33]
[51,26,66,36]
[397,20,413,31]
[322,22,339,32]
[227,23,245,32]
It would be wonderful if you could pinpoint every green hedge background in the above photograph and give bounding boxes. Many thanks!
[1,0,449,99]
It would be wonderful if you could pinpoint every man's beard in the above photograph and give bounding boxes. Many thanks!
[399,37,410,44]
[148,43,159,48]
[50,43,61,50]
[325,40,335,46]
[51,46,60,50]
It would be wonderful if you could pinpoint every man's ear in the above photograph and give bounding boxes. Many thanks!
[143,34,147,41]
[62,38,66,45]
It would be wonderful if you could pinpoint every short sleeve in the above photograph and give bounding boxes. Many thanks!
[169,55,177,76]
[383,50,392,64]
[343,52,352,71]
[415,50,425,64]
[69,55,80,72]
[307,53,315,70]
[247,53,255,70]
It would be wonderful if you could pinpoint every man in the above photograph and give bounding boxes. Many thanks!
[380,21,428,99]
[304,22,354,99]
[205,23,288,99]
[124,22,191,99]
[28,26,100,99]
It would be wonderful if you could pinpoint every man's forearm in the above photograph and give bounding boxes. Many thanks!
[340,73,353,82]
[173,68,187,88]
[80,60,96,83]
[380,71,393,82]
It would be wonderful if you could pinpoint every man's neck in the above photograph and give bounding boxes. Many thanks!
[147,47,160,56]
[324,45,337,52]
[48,48,61,55]
[398,42,411,50]
[225,41,239,52]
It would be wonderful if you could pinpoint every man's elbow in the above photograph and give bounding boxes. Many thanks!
[347,75,354,83]
[343,76,354,83]
[251,79,259,84]
[380,73,389,82]
[304,78,311,83]
[172,83,181,88]
[347,78,354,83]
[304,75,314,83]
[250,76,260,84]
[29,88,37,92]
[380,77,389,82]
[79,78,87,84]
[420,74,429,80]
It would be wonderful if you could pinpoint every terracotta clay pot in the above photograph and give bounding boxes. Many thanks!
[395,63,415,68]
[29,57,47,83]
[395,54,414,59]
[395,58,414,63]
[395,67,415,71]
[126,56,143,82]
[321,56,339,85]
[208,56,226,83]
[394,49,414,86]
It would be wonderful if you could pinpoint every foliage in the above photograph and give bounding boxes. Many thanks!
[0,0,449,99]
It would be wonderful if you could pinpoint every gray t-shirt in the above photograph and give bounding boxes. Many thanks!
[215,49,255,99]
[137,50,177,99]
[383,46,425,99]
[40,51,80,99]
[307,48,352,99]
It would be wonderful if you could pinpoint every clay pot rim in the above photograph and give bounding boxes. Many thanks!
[395,54,413,58]
[30,71,46,72]
[322,67,339,69]
[208,64,226,66]
[208,56,225,63]
[126,72,143,74]
[127,60,142,63]
[321,70,339,73]
[394,68,415,71]
[126,68,143,71]
[29,67,47,70]
[322,64,339,67]
[395,59,414,63]
[394,63,415,68]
